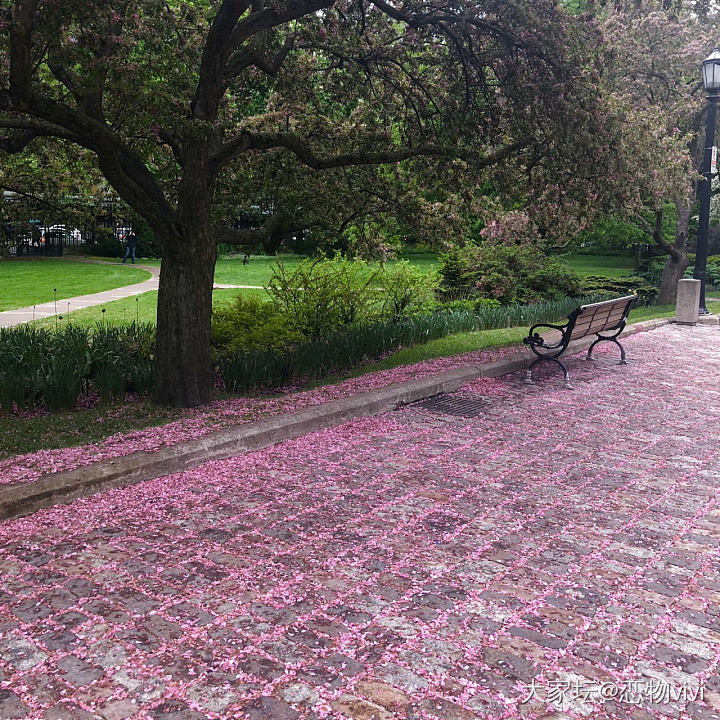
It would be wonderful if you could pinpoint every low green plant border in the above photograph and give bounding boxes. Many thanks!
[0,302,676,459]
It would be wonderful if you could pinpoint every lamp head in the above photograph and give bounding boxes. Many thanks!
[702,49,720,94]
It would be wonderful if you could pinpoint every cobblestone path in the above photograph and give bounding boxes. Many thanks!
[1,324,720,719]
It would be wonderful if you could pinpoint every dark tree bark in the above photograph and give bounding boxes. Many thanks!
[154,217,217,407]
[657,203,692,304]
[153,145,218,407]
[635,205,692,304]
[655,110,704,304]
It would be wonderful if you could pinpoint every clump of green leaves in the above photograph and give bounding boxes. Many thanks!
[439,242,582,304]
[267,255,382,337]
[378,261,439,320]
[211,295,302,360]
[682,254,720,290]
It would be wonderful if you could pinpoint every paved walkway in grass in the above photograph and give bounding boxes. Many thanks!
[0,258,263,328]
[1,324,720,720]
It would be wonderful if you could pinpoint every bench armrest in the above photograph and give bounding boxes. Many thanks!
[523,322,568,349]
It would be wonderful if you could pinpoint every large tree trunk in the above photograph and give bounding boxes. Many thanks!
[657,203,692,304]
[154,200,217,407]
[657,250,688,304]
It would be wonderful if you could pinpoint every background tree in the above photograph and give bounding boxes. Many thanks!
[0,0,658,406]
[594,1,718,302]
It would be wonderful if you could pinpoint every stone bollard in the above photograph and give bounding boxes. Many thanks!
[676,279,701,325]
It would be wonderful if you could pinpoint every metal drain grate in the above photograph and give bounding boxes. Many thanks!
[412,393,490,418]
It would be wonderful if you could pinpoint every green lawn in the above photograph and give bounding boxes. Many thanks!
[88,252,441,286]
[0,401,186,460]
[312,303,676,387]
[0,259,150,311]
[26,252,439,325]
[30,287,268,328]
[76,253,301,287]
[215,253,440,285]
[560,253,636,278]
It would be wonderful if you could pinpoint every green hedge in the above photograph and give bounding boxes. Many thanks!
[218,294,614,393]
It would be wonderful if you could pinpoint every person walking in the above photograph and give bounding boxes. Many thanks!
[122,228,137,264]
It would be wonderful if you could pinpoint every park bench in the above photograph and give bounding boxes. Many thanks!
[523,295,636,389]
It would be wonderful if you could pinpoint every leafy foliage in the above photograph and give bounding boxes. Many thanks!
[0,323,155,412]
[439,242,583,304]
[83,228,124,258]
[579,275,658,304]
[267,255,381,337]
[378,261,439,321]
[1,0,682,406]
[683,254,720,289]
[573,217,646,256]
[218,294,613,392]
[211,295,302,360]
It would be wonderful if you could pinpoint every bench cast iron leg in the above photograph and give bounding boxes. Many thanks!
[618,341,628,365]
[588,336,628,365]
[525,357,571,389]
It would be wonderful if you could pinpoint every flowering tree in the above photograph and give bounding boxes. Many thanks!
[1,0,642,406]
[598,2,719,302]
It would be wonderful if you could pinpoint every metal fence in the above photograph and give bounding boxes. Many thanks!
[1,220,129,256]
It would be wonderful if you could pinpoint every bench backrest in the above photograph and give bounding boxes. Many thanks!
[567,295,635,341]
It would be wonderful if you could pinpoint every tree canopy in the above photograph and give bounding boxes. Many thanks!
[0,0,703,404]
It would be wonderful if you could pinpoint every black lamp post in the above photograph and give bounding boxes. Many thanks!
[695,49,720,315]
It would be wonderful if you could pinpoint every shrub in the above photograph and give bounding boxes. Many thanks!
[211,295,302,360]
[267,255,381,337]
[84,227,123,258]
[439,242,582,304]
[134,221,162,258]
[683,254,720,288]
[579,275,658,304]
[379,261,439,320]
[218,293,614,393]
[637,257,668,287]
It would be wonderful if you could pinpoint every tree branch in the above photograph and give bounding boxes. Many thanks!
[225,35,295,79]
[212,213,291,253]
[633,210,680,258]
[159,128,184,167]
[369,0,521,48]
[9,0,39,97]
[0,128,39,153]
[192,0,253,120]
[212,130,528,173]
[0,115,80,144]
[0,184,71,213]
[228,0,333,48]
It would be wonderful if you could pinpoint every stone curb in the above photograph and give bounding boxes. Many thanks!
[0,317,672,521]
